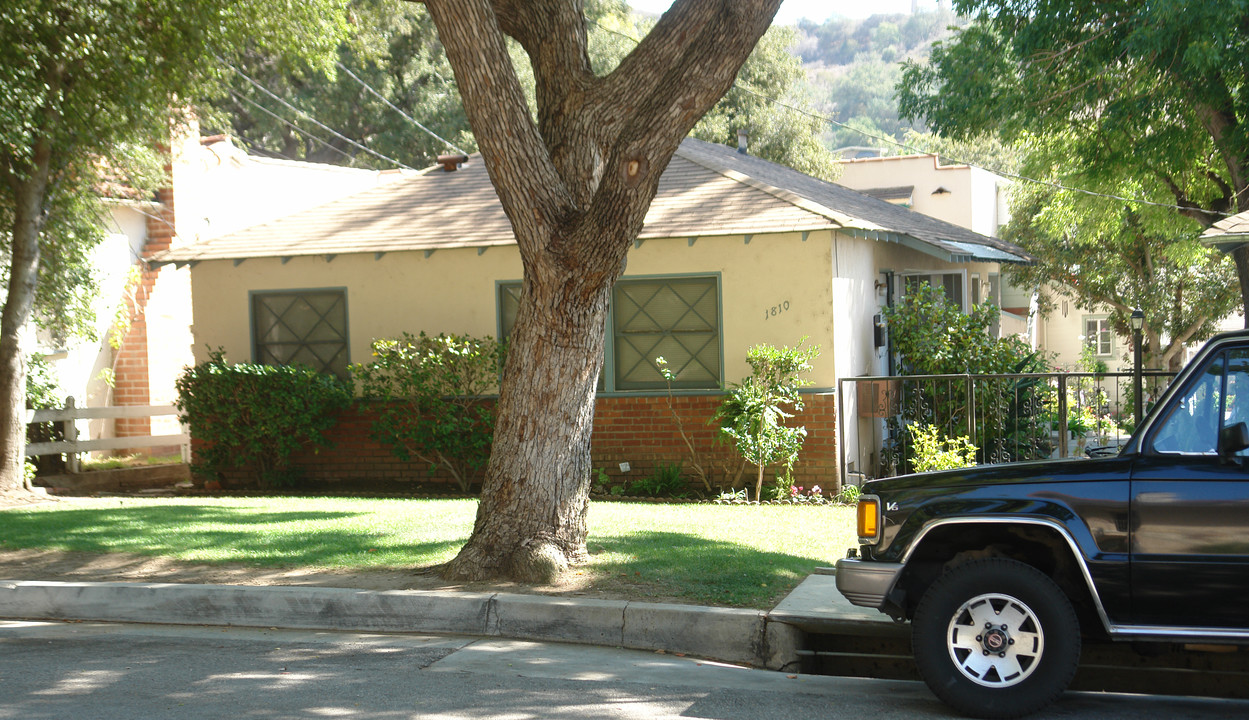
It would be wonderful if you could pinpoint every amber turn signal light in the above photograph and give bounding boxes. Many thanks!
[857,496,880,542]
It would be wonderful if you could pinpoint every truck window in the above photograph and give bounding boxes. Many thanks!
[1227,350,1249,456]
[1153,355,1224,455]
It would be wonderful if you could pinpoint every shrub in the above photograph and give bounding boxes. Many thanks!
[176,350,352,488]
[911,424,978,473]
[881,282,1050,471]
[713,339,820,501]
[26,353,65,476]
[353,332,504,493]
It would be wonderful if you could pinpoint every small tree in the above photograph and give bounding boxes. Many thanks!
[175,351,352,488]
[713,339,819,501]
[353,332,504,493]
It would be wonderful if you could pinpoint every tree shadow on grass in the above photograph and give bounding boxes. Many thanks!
[0,504,465,568]
[586,531,820,608]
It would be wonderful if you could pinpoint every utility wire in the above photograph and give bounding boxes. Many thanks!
[228,89,357,164]
[224,61,416,171]
[335,61,470,156]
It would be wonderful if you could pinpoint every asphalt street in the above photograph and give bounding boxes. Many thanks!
[3,621,1248,720]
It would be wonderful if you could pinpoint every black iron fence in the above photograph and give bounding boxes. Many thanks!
[838,370,1178,484]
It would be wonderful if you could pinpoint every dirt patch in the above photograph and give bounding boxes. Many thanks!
[0,493,687,604]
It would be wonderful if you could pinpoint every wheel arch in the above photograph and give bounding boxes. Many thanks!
[891,517,1112,636]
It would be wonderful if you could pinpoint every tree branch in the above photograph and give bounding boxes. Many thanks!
[1158,172,1224,226]
[423,0,572,258]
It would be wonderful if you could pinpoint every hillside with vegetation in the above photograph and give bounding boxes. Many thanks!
[790,8,966,152]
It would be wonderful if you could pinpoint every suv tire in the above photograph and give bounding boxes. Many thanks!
[911,558,1081,719]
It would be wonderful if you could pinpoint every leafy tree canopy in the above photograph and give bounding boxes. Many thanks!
[895,0,1249,315]
[689,25,839,180]
[0,0,350,492]
[207,0,839,178]
[205,0,472,168]
[1003,132,1239,371]
[0,0,348,337]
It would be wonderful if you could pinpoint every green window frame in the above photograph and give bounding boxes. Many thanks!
[251,288,349,377]
[496,274,722,392]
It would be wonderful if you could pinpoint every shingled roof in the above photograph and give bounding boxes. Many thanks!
[154,137,1029,266]
[1201,209,1249,253]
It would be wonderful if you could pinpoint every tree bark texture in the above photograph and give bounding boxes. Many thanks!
[425,0,782,581]
[0,146,50,494]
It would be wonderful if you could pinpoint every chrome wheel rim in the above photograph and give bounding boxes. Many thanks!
[946,592,1045,688]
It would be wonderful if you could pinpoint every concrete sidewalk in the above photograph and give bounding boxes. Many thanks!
[0,573,871,672]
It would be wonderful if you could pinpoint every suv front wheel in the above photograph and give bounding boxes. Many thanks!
[911,558,1081,719]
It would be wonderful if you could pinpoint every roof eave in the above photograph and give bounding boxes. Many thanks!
[1201,233,1249,254]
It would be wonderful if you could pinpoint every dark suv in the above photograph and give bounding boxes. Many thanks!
[836,330,1249,718]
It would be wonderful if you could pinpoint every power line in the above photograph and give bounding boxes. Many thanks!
[334,61,469,156]
[228,89,357,164]
[224,61,416,171]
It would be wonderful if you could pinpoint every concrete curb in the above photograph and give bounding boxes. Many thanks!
[0,580,800,670]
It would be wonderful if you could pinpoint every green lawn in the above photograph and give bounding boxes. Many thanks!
[0,497,858,607]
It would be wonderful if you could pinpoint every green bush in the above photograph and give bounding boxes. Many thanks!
[882,282,1050,471]
[353,332,504,493]
[910,424,978,473]
[626,463,689,498]
[175,350,352,488]
[27,353,65,477]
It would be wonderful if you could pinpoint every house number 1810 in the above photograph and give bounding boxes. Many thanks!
[765,300,791,320]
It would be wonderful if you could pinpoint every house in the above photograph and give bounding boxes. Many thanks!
[39,124,403,449]
[836,152,1192,373]
[154,137,1029,491]
[837,153,1012,240]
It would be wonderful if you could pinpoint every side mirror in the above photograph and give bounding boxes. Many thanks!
[1219,422,1249,458]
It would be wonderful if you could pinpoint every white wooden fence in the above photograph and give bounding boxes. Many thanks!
[25,397,189,472]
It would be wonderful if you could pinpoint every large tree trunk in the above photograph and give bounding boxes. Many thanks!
[1235,247,1249,330]
[427,0,781,581]
[445,270,611,580]
[0,152,51,494]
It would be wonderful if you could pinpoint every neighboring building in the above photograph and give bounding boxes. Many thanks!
[836,153,1028,339]
[39,125,404,448]
[155,137,1029,490]
[836,152,1231,373]
[837,153,1012,240]
[1200,211,1249,342]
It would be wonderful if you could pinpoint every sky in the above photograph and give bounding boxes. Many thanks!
[627,0,942,24]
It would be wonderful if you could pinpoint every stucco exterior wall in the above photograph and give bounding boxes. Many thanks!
[836,155,1011,239]
[188,230,844,389]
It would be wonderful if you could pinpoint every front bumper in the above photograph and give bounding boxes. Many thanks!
[834,558,904,609]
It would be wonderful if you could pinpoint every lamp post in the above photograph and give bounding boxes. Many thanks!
[1131,308,1145,424]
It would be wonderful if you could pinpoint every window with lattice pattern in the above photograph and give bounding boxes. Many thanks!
[497,276,721,392]
[252,289,349,377]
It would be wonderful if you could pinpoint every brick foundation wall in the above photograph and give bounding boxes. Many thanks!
[203,392,840,495]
